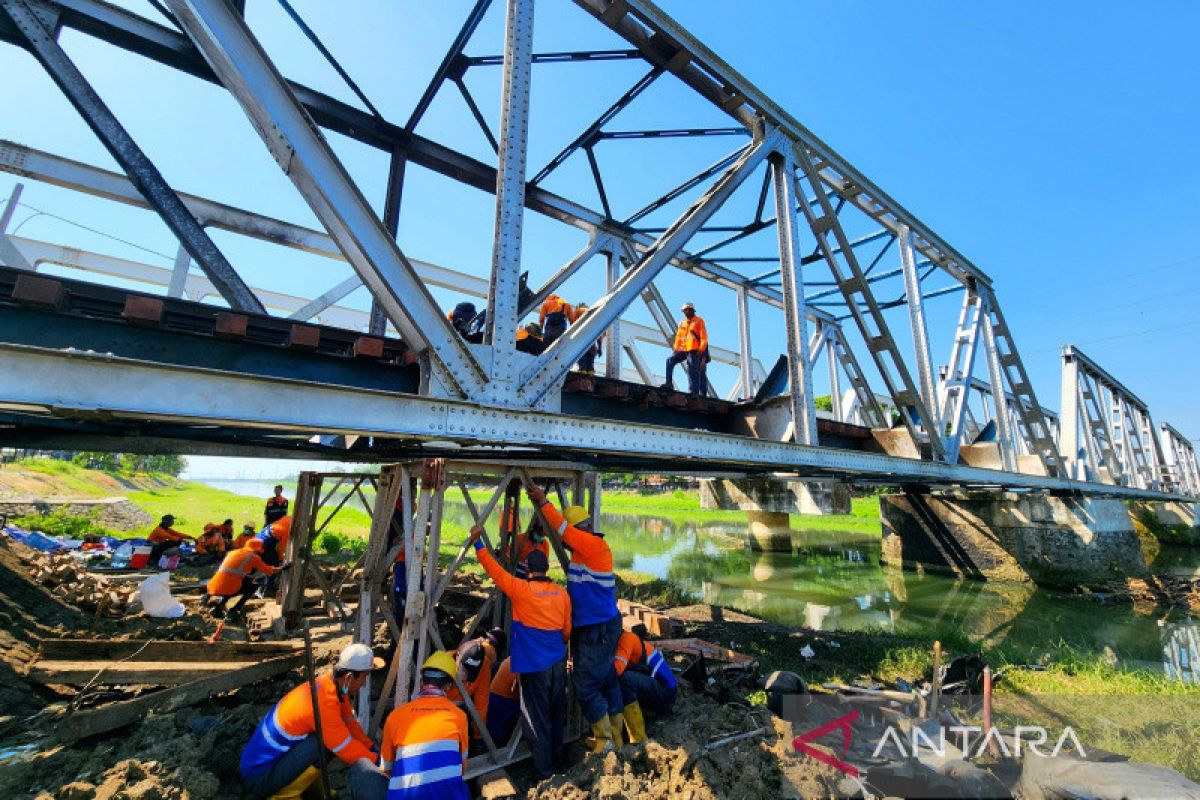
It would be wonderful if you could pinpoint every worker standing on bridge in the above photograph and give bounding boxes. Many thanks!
[348,651,469,800]
[264,484,289,526]
[516,322,544,354]
[662,301,707,395]
[613,624,677,742]
[524,482,625,753]
[539,293,575,347]
[573,302,602,375]
[241,642,380,799]
[468,525,570,780]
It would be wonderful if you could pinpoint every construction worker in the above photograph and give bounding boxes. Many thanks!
[234,522,257,550]
[147,514,192,568]
[200,539,286,618]
[241,642,381,799]
[264,484,289,526]
[218,518,236,550]
[256,514,292,595]
[194,523,226,566]
[613,625,678,742]
[446,627,507,743]
[448,301,482,343]
[348,650,469,800]
[573,302,602,375]
[538,293,574,347]
[509,519,550,579]
[515,322,544,355]
[523,482,625,752]
[468,525,570,779]
[485,656,520,747]
[662,301,707,395]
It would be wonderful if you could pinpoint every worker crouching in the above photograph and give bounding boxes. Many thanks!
[469,525,571,779]
[348,650,469,800]
[241,643,381,799]
[614,625,677,742]
[200,538,286,618]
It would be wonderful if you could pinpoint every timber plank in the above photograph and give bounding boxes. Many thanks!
[38,639,300,661]
[30,659,260,686]
[57,654,302,742]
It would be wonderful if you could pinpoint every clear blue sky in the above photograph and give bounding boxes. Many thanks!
[1,1,1196,478]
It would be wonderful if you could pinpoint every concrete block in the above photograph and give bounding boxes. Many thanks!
[871,427,921,459]
[288,324,320,350]
[121,295,164,326]
[351,336,384,359]
[214,312,248,339]
[700,477,850,516]
[12,274,65,310]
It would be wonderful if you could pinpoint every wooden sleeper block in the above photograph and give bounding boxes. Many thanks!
[122,295,164,326]
[214,311,248,339]
[12,274,66,310]
[352,335,384,359]
[288,323,321,350]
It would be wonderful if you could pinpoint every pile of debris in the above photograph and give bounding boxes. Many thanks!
[1122,574,1200,613]
[29,553,139,616]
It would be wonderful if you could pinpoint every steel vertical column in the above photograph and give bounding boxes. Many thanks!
[980,296,1016,472]
[167,242,190,299]
[484,0,535,398]
[769,148,817,445]
[735,284,753,400]
[605,249,622,377]
[826,336,843,422]
[0,0,266,313]
[0,182,33,270]
[372,147,408,337]
[899,224,939,434]
[1059,349,1082,480]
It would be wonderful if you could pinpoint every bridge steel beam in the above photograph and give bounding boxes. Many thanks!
[0,342,1192,503]
[164,0,487,399]
[1159,423,1200,497]
[0,0,265,314]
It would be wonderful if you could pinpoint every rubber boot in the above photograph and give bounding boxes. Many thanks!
[269,765,320,799]
[589,716,614,753]
[623,702,647,743]
[609,712,625,747]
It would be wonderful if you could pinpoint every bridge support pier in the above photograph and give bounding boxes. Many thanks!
[701,477,851,552]
[880,491,1147,587]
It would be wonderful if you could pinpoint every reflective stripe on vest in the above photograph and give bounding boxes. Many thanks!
[567,562,615,588]
[388,739,462,790]
[218,550,256,579]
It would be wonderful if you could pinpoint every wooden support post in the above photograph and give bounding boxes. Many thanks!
[281,472,321,627]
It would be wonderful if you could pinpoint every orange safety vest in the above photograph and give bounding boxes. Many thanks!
[196,531,226,554]
[490,657,518,701]
[538,294,575,326]
[207,547,276,596]
[474,543,571,673]
[148,525,185,544]
[673,314,708,352]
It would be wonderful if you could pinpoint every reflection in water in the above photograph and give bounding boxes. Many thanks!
[580,508,1200,679]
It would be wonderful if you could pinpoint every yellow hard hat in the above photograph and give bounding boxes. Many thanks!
[422,650,457,677]
[564,505,590,526]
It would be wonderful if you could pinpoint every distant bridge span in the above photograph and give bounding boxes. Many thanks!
[0,0,1195,502]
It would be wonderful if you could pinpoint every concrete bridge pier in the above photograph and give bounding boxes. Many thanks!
[880,491,1147,587]
[700,477,851,552]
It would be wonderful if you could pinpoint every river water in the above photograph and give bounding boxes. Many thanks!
[201,479,1199,680]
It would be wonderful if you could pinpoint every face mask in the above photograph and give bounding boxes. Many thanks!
[531,532,546,543]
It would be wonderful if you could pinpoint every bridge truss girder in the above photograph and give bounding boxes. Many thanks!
[0,0,1192,499]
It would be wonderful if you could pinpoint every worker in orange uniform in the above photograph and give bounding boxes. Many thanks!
[510,519,550,579]
[485,656,520,746]
[256,515,293,594]
[468,525,570,779]
[662,301,707,395]
[264,484,289,526]
[573,302,602,375]
[241,643,381,799]
[200,539,286,618]
[233,522,257,550]
[194,523,227,566]
[218,518,235,550]
[525,482,625,752]
[347,650,469,800]
[515,322,544,355]
[147,514,192,568]
[446,627,506,743]
[538,293,575,347]
[613,625,678,742]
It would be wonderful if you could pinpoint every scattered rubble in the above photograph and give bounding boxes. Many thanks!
[31,553,140,616]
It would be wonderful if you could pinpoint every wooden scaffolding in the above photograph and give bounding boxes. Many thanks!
[281,458,598,777]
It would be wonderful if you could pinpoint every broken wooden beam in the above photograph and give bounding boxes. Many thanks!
[653,637,756,665]
[57,653,302,742]
[38,639,300,662]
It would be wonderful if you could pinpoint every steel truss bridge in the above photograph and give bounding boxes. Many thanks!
[0,0,1195,502]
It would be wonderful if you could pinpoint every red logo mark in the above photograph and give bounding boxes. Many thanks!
[792,709,859,777]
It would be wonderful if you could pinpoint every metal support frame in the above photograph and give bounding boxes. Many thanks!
[899,224,939,434]
[166,0,488,399]
[735,284,753,400]
[791,142,943,456]
[484,0,535,401]
[769,147,816,445]
[0,0,264,313]
[517,131,779,404]
[604,248,621,377]
[1159,423,1200,497]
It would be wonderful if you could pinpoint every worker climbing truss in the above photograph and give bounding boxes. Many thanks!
[281,458,591,777]
[0,0,1194,501]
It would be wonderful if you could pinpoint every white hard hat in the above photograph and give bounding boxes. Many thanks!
[681,301,695,310]
[337,643,381,672]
